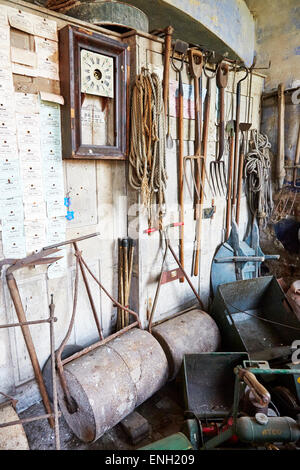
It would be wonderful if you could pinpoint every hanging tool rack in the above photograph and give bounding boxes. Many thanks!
[0,295,60,450]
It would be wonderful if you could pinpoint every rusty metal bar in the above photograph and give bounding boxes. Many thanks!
[168,242,204,309]
[62,321,140,366]
[73,242,103,340]
[0,318,57,329]
[6,273,54,428]
[0,392,17,409]
[49,295,60,450]
[56,257,80,414]
[43,232,100,251]
[0,412,61,429]
[78,252,141,327]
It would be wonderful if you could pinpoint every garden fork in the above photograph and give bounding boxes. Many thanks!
[210,61,229,196]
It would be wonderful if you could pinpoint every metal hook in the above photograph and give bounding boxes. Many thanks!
[237,65,249,84]
[203,60,217,79]
[171,40,187,73]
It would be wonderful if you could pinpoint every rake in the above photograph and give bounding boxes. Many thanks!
[271,123,300,222]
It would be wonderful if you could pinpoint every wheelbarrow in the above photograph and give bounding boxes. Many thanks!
[210,276,300,363]
[211,218,280,296]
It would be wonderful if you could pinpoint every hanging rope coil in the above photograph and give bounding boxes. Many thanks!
[129,68,167,226]
[244,129,273,225]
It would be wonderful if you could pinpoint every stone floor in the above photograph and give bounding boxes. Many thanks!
[19,381,185,450]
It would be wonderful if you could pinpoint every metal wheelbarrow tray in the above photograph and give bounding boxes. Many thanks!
[210,276,300,362]
[183,352,249,419]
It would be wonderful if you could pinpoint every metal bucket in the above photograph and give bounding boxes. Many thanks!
[151,308,221,380]
[56,328,169,442]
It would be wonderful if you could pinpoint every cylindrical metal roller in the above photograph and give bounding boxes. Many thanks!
[107,328,169,406]
[151,309,221,380]
[57,328,169,442]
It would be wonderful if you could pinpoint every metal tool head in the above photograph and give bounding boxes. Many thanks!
[210,160,227,197]
[171,39,189,72]
[226,120,236,136]
[173,38,189,56]
[239,122,252,132]
[183,154,206,201]
[216,62,229,89]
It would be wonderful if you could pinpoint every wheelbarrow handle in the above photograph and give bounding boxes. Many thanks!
[264,255,280,260]
[214,256,264,263]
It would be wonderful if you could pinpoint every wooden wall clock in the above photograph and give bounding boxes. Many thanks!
[59,25,129,160]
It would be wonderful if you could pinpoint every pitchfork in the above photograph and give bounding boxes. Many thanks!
[210,61,229,196]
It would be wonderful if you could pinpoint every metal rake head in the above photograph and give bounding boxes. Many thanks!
[270,185,298,222]
[209,159,227,196]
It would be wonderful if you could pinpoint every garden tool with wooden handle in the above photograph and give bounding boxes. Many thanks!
[163,26,174,149]
[193,63,215,277]
[188,48,204,218]
[210,61,229,196]
[232,67,248,214]
[171,39,188,282]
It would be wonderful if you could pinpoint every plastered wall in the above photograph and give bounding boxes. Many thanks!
[246,0,300,91]
[0,0,264,411]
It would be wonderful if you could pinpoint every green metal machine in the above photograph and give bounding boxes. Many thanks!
[138,362,300,451]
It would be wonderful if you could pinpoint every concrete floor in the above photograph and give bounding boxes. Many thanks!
[19,382,185,450]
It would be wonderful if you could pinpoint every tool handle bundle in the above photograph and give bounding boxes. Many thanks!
[129,68,167,227]
[244,129,273,226]
[117,238,135,330]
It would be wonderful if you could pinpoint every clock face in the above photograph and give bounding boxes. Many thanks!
[80,49,114,98]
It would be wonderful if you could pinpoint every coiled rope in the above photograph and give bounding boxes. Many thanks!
[244,129,273,226]
[128,68,167,226]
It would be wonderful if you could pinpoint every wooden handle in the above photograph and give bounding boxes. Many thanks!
[242,370,271,405]
[123,241,129,326]
[179,91,184,282]
[277,83,285,189]
[226,134,234,239]
[193,79,211,277]
[163,26,174,116]
[193,75,202,220]
[218,87,225,160]
[232,81,242,207]
[236,144,244,226]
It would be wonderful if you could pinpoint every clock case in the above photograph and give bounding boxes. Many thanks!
[59,25,129,160]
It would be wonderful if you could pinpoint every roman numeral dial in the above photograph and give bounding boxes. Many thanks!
[80,49,114,98]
